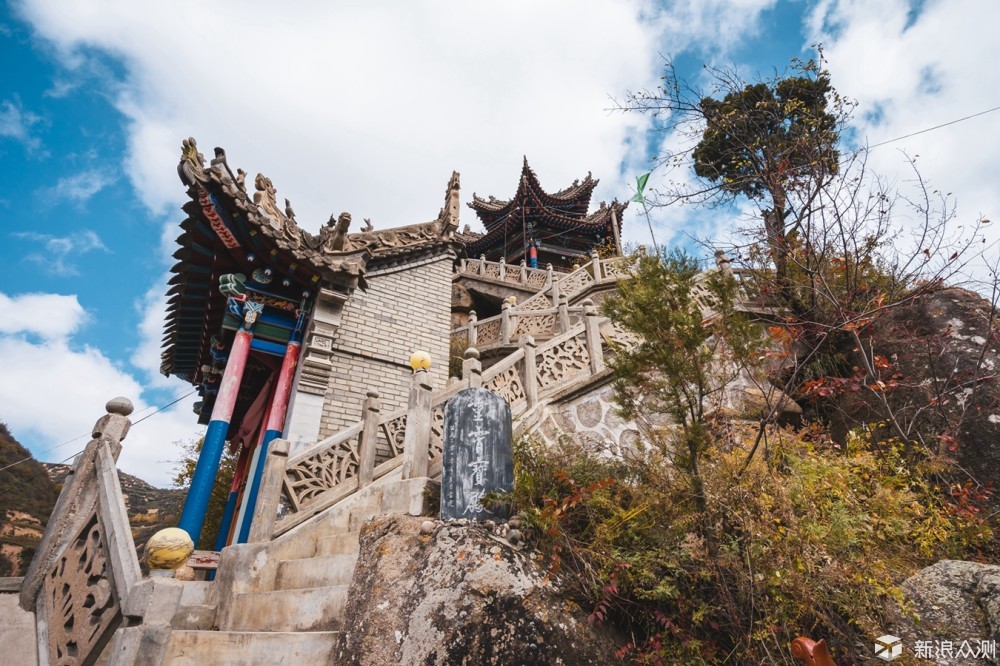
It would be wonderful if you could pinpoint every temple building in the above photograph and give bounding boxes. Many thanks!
[459,158,627,272]
[162,140,623,550]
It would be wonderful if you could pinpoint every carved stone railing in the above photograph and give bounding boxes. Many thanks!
[452,251,633,351]
[456,301,586,352]
[20,398,141,666]
[257,299,628,539]
[457,255,552,290]
[253,252,748,540]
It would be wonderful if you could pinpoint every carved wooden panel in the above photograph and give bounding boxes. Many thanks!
[513,312,556,338]
[483,263,501,279]
[285,436,360,507]
[484,363,527,406]
[519,292,551,312]
[602,258,631,279]
[525,270,548,288]
[430,406,445,459]
[536,333,590,390]
[603,321,642,352]
[503,265,521,283]
[476,319,502,346]
[377,414,408,464]
[559,268,595,299]
[42,514,121,666]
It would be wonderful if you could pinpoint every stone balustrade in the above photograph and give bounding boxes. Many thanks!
[457,255,552,289]
[20,398,141,666]
[261,298,632,539]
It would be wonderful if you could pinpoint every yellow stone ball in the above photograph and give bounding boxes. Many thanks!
[409,350,432,371]
[145,527,194,571]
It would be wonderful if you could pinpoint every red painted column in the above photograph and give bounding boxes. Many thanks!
[237,331,302,543]
[178,299,260,546]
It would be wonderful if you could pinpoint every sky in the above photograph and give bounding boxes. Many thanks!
[1,0,998,487]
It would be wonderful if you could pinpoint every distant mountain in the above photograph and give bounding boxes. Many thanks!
[0,424,186,576]
[0,423,58,576]
[42,463,185,558]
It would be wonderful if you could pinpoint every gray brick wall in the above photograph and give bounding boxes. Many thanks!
[319,250,455,438]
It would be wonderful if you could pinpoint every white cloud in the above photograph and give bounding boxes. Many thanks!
[0,292,87,338]
[10,0,784,249]
[11,229,109,276]
[0,292,201,486]
[808,0,1000,259]
[0,97,43,154]
[41,168,117,205]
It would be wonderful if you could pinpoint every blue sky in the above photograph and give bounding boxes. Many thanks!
[1,0,997,486]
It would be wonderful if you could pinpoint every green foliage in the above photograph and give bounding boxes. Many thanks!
[693,72,839,203]
[602,249,763,509]
[509,428,994,664]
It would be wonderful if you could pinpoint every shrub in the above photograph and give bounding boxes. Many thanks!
[508,426,994,664]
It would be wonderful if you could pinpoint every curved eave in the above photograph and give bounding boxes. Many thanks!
[469,159,599,230]
[463,201,626,256]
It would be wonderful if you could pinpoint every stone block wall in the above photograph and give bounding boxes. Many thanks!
[530,382,644,457]
[319,251,455,439]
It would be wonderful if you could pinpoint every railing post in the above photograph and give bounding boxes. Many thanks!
[545,262,554,289]
[591,248,602,280]
[583,299,606,373]
[715,249,733,278]
[460,257,468,273]
[520,259,528,284]
[247,439,290,543]
[501,301,514,345]
[499,256,506,282]
[401,371,433,479]
[463,347,483,388]
[357,390,381,488]
[479,254,487,275]
[467,310,478,348]
[20,397,135,613]
[557,294,571,333]
[549,269,560,306]
[520,335,538,408]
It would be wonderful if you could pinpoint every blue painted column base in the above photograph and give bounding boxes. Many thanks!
[178,418,230,546]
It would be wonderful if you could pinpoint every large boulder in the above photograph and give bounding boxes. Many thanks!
[886,560,1000,665]
[832,288,1000,502]
[335,514,620,665]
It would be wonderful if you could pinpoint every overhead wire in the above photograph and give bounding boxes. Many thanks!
[619,103,1000,240]
[0,388,198,475]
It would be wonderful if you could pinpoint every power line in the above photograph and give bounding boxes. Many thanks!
[867,105,1000,149]
[625,102,1000,224]
[0,389,197,475]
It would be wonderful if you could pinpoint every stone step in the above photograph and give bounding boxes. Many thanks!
[225,585,349,632]
[316,530,361,557]
[162,630,339,665]
[275,552,358,590]
[171,603,217,630]
[348,501,382,532]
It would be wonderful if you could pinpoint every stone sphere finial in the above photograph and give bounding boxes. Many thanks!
[464,347,480,361]
[106,397,134,416]
[145,527,194,573]
[366,389,380,399]
[409,350,432,372]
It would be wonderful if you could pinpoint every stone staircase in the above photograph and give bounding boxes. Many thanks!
[156,476,426,665]
[22,253,758,665]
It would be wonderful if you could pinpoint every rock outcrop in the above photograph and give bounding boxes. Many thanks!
[835,287,1000,509]
[888,560,1000,665]
[336,514,620,665]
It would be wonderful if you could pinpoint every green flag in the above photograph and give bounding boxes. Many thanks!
[630,172,650,203]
